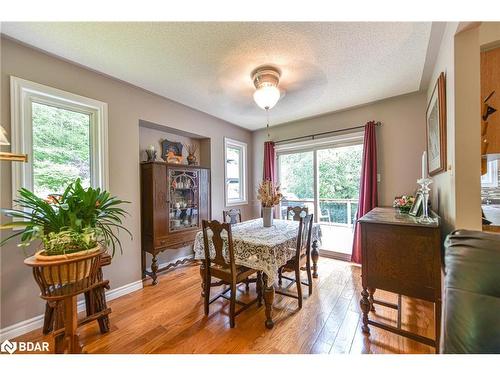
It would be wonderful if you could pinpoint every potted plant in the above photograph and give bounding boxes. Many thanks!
[257,180,283,227]
[0,179,131,284]
[392,195,415,214]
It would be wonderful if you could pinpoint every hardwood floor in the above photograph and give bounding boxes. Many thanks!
[15,257,436,354]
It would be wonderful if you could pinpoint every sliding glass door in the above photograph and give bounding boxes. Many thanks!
[278,150,315,219]
[277,138,363,260]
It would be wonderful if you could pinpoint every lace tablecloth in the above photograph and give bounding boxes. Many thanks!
[193,218,322,284]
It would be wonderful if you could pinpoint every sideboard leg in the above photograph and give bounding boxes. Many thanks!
[311,240,319,278]
[263,274,275,329]
[151,254,159,286]
[360,287,371,334]
[368,287,376,312]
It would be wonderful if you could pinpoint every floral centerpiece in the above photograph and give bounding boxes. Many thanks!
[257,180,283,227]
[1,179,131,283]
[393,195,415,214]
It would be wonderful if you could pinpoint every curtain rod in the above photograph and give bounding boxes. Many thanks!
[274,121,382,145]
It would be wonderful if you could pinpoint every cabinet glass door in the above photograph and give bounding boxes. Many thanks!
[168,169,199,231]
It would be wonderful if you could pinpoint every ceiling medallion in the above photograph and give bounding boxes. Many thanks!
[251,66,281,110]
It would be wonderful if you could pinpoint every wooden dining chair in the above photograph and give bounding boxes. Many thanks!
[287,206,309,221]
[276,214,314,308]
[222,208,242,225]
[202,219,262,328]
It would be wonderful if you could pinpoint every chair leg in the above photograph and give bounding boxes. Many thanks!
[203,271,210,316]
[306,257,313,296]
[229,281,236,328]
[295,266,303,309]
[245,278,250,292]
[278,268,283,286]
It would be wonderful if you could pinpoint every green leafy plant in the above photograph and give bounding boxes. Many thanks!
[0,179,132,257]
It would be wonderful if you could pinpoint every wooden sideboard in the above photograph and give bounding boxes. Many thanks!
[358,207,441,351]
[140,162,210,285]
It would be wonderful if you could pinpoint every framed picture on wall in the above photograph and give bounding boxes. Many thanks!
[426,72,447,176]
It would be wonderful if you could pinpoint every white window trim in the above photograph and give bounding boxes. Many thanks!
[10,76,109,207]
[481,159,499,188]
[224,137,247,206]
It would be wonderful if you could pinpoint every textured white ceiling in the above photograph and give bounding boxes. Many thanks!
[1,22,432,130]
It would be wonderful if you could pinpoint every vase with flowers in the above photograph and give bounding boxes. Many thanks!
[257,180,283,227]
[393,195,415,214]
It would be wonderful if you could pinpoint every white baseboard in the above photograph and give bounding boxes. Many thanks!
[0,279,143,342]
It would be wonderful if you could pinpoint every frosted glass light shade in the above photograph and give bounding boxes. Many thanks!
[0,125,10,146]
[253,85,280,110]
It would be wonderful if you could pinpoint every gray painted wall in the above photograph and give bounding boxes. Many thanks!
[0,37,253,329]
[252,92,428,216]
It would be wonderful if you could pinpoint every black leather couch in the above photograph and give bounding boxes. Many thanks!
[441,230,500,353]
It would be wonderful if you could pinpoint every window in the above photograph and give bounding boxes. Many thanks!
[481,159,499,188]
[10,76,108,203]
[224,137,247,206]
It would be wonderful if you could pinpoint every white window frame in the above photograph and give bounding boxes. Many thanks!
[481,159,499,188]
[224,137,247,206]
[10,76,109,206]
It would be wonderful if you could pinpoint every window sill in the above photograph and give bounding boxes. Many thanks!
[225,200,248,207]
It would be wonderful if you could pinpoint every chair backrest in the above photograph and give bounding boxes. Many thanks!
[202,220,237,274]
[287,206,309,221]
[296,214,314,259]
[223,208,242,225]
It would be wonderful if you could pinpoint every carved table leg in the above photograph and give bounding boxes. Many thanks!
[200,262,206,297]
[151,254,159,286]
[263,273,275,329]
[257,271,263,307]
[311,240,319,278]
[360,287,371,334]
[368,287,376,312]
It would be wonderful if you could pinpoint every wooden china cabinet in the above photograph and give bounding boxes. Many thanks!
[140,161,210,285]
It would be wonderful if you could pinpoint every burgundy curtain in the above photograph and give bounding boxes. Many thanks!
[263,141,279,217]
[351,121,378,264]
[263,141,276,182]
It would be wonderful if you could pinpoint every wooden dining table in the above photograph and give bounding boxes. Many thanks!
[193,218,322,328]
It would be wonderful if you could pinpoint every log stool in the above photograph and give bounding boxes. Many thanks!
[25,248,111,354]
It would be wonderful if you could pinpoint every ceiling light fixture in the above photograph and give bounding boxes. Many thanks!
[252,66,281,110]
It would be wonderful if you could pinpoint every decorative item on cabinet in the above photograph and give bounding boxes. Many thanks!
[185,143,198,165]
[161,139,183,162]
[145,144,157,162]
[140,161,211,285]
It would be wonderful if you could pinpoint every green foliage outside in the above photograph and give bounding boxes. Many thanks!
[279,145,363,224]
[279,145,363,200]
[32,102,91,198]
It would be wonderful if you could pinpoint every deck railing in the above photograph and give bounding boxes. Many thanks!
[281,198,358,227]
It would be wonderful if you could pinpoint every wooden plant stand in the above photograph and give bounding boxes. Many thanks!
[25,248,107,354]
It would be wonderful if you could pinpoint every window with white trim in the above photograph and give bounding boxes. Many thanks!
[224,137,247,206]
[481,159,499,188]
[10,76,108,202]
